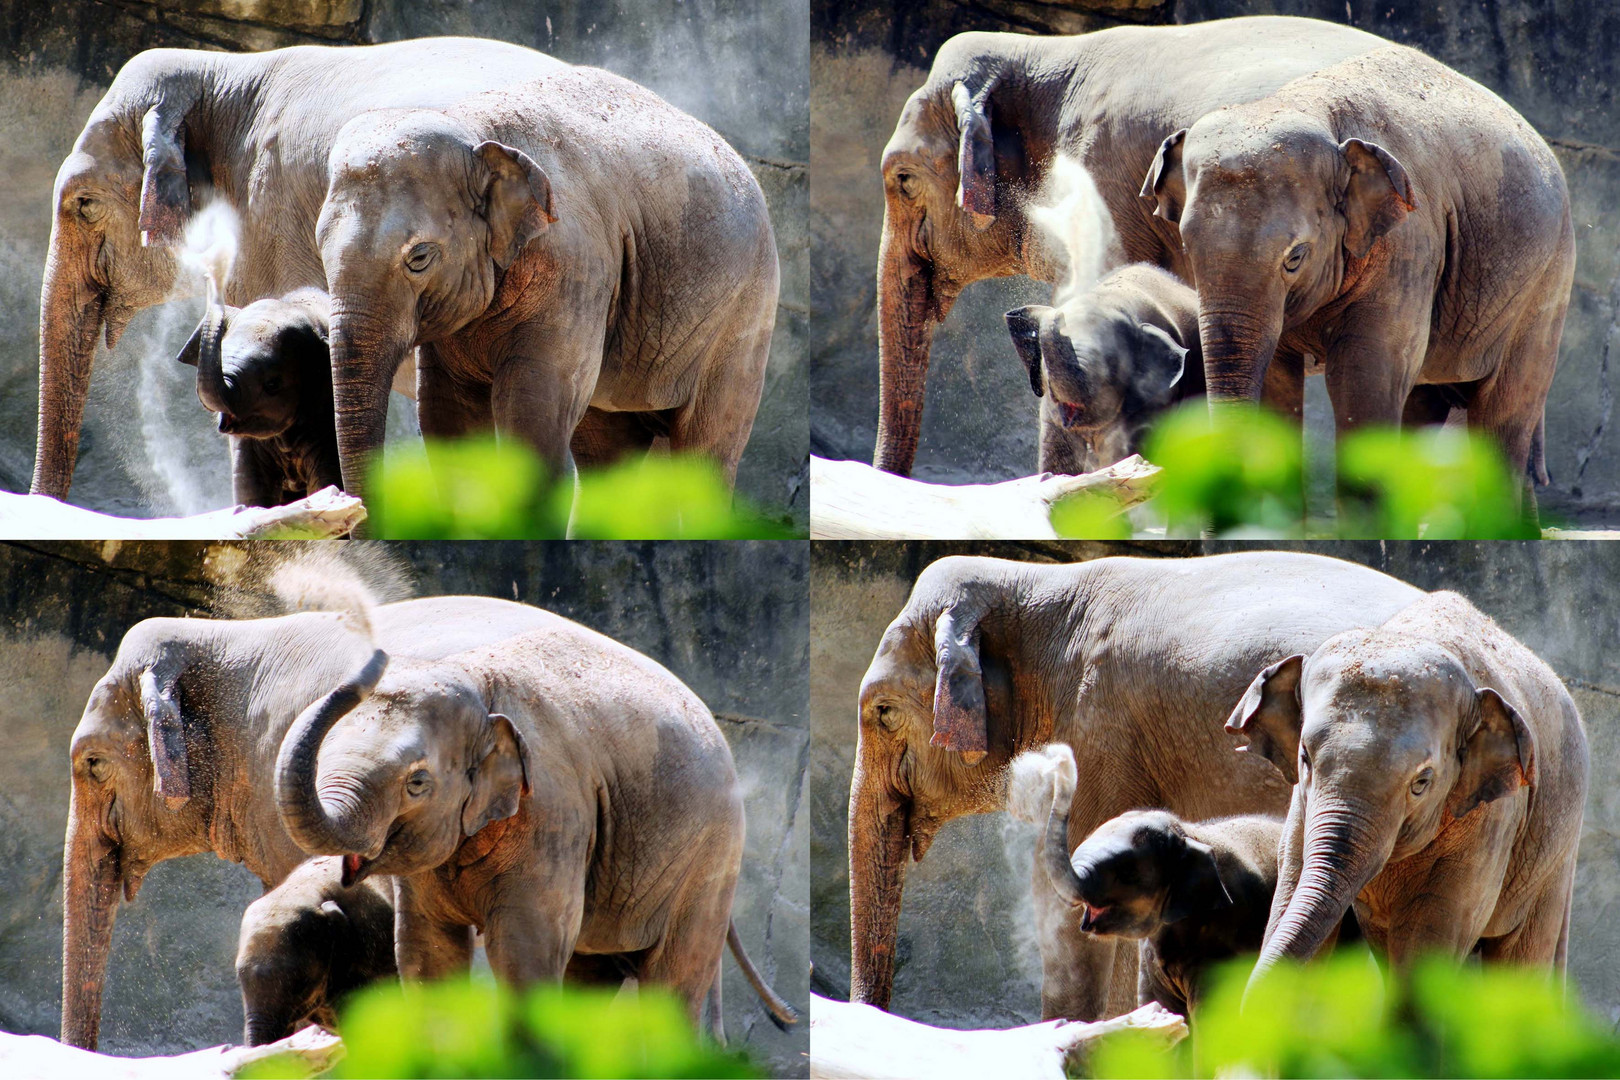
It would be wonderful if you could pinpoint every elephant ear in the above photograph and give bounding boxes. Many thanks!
[951,81,996,230]
[475,141,557,270]
[1137,323,1189,399]
[138,102,191,247]
[1005,306,1048,397]
[1163,834,1232,925]
[1451,687,1536,819]
[931,601,990,766]
[1224,654,1306,784]
[139,665,190,808]
[461,713,533,837]
[1339,138,1415,259]
[1139,129,1188,225]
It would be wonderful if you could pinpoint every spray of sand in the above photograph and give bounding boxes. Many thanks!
[205,543,416,644]
[1027,155,1119,309]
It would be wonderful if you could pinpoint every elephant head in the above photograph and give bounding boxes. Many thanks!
[849,556,1054,1008]
[1225,628,1533,987]
[275,649,534,886]
[176,287,332,440]
[33,66,203,498]
[1140,109,1413,402]
[315,110,556,498]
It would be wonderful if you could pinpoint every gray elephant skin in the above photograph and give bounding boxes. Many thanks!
[871,16,1391,476]
[848,550,1421,1022]
[315,67,777,506]
[62,595,556,1049]
[176,287,339,506]
[1004,263,1201,474]
[1009,742,1285,1018]
[33,37,566,501]
[235,855,396,1046]
[1228,590,1588,991]
[274,614,797,1041]
[1141,45,1571,498]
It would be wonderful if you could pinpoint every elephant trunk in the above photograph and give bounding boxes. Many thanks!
[243,1013,289,1047]
[194,281,231,415]
[1197,296,1283,404]
[1039,767,1087,908]
[1248,797,1388,990]
[874,210,951,477]
[847,750,912,1009]
[60,787,122,1049]
[275,649,391,858]
[31,221,108,499]
[328,307,410,502]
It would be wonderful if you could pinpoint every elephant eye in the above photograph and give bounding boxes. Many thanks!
[874,704,902,732]
[406,769,432,796]
[84,755,110,782]
[1283,244,1308,273]
[1410,768,1434,797]
[894,171,918,199]
[75,195,106,223]
[405,243,440,273]
[262,376,284,395]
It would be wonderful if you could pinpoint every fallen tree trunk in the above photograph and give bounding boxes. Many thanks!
[0,486,365,539]
[808,995,1186,1080]
[810,455,1160,540]
[0,1024,341,1079]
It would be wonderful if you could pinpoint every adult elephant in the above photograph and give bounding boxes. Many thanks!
[1140,45,1571,497]
[1228,591,1587,989]
[33,37,563,501]
[274,618,798,1041]
[848,551,1422,1021]
[871,16,1389,476]
[61,596,554,1049]
[314,67,776,506]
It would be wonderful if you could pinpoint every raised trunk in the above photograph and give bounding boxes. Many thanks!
[1039,786,1086,908]
[327,310,407,505]
[275,649,390,857]
[195,281,231,415]
[31,223,106,499]
[873,214,947,477]
[60,788,121,1049]
[847,756,911,1009]
[1248,798,1387,990]
[1197,299,1283,405]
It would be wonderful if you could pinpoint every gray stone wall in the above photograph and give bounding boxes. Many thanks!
[810,540,1620,1030]
[809,1,1620,525]
[0,539,809,1078]
[0,0,808,528]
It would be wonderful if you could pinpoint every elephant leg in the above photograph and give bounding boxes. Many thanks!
[1478,862,1577,972]
[636,868,738,1040]
[483,870,585,987]
[569,407,657,471]
[230,438,284,508]
[491,334,598,489]
[1037,407,1090,476]
[704,956,725,1044]
[665,328,771,491]
[393,880,474,980]
[1402,383,1465,429]
[417,348,492,441]
[1261,351,1307,510]
[1465,321,1559,518]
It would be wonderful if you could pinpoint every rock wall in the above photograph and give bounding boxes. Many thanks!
[0,0,808,528]
[810,540,1620,1029]
[809,0,1620,524]
[0,539,809,1078]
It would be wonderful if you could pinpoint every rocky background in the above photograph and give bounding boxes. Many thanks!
[0,0,808,530]
[810,1,1620,525]
[811,540,1620,1029]
[0,539,809,1078]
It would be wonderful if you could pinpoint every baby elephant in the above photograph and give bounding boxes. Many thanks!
[1009,744,1280,1017]
[1004,264,1203,474]
[177,287,341,506]
[236,856,397,1045]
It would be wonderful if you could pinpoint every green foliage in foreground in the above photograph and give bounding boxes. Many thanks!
[1088,953,1620,1079]
[366,437,796,538]
[239,977,760,1079]
[1051,401,1542,539]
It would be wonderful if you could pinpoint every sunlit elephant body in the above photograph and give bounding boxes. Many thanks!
[33,37,562,500]
[1228,591,1587,989]
[849,551,1422,1021]
[872,16,1387,475]
[61,596,554,1049]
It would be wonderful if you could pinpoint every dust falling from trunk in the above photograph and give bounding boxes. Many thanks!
[202,543,415,641]
[1026,156,1119,309]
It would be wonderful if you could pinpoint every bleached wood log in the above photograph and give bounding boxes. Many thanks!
[0,486,365,539]
[0,1024,342,1079]
[809,455,1160,540]
[808,995,1186,1080]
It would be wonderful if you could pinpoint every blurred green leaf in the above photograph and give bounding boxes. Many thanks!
[1143,401,1305,536]
[1337,426,1538,539]
[1049,491,1134,539]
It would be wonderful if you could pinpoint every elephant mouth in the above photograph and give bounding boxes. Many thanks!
[1055,402,1099,431]
[1078,902,1110,933]
[340,853,370,887]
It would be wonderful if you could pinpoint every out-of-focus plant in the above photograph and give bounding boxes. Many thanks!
[239,977,760,1080]
[1087,953,1620,1079]
[1139,401,1306,536]
[1048,490,1134,539]
[1336,425,1539,538]
[365,437,796,538]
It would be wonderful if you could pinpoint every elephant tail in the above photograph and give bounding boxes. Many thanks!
[726,920,799,1030]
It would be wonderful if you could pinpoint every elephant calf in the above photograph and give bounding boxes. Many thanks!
[1010,744,1282,1017]
[1004,264,1203,474]
[176,287,340,506]
[236,856,396,1045]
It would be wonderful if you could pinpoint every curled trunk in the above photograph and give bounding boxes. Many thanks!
[31,222,107,499]
[60,788,121,1049]
[1039,782,1085,908]
[275,649,390,857]
[194,283,231,414]
[873,213,945,477]
[1198,301,1282,405]
[327,310,408,503]
[847,755,911,1009]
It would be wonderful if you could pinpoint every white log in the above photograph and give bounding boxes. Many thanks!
[0,486,365,539]
[808,995,1186,1080]
[0,1025,342,1080]
[809,455,1160,540]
